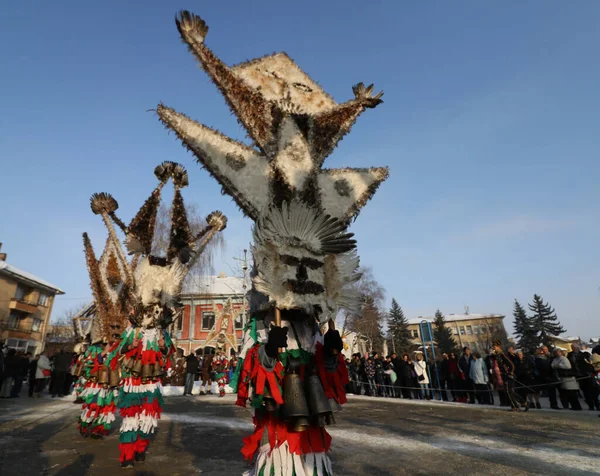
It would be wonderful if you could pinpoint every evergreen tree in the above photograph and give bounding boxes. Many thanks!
[432,309,456,354]
[512,299,536,352]
[387,298,412,354]
[528,294,565,348]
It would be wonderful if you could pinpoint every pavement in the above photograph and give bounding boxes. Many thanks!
[0,392,598,476]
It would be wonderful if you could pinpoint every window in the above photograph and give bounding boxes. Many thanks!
[8,311,21,329]
[15,284,27,301]
[412,329,419,338]
[452,328,459,335]
[202,312,215,330]
[234,314,244,330]
[459,326,466,335]
[466,325,473,335]
[32,318,42,332]
[473,325,480,335]
[38,293,48,306]
[480,325,488,334]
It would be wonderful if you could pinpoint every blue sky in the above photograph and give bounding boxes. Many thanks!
[1,1,599,338]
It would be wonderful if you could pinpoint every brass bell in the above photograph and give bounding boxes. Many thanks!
[98,366,110,387]
[328,398,342,413]
[109,368,121,388]
[153,362,164,378]
[281,374,310,431]
[122,357,135,372]
[142,363,153,380]
[305,375,332,427]
[131,359,143,377]
[292,416,310,432]
[262,385,278,412]
[89,365,99,382]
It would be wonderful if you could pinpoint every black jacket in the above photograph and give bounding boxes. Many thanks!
[567,351,593,377]
[458,355,473,377]
[186,354,200,374]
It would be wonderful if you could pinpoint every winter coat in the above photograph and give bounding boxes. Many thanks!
[364,359,376,379]
[458,354,473,378]
[186,354,200,374]
[469,358,488,385]
[567,351,594,377]
[438,358,449,380]
[534,354,557,384]
[53,351,72,372]
[514,356,536,387]
[551,356,579,391]
[413,360,430,385]
[487,355,504,389]
[396,359,412,380]
[448,358,461,379]
[35,355,52,379]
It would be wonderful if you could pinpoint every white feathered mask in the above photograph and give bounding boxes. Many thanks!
[252,201,361,323]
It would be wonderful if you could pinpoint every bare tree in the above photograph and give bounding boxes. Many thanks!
[342,266,386,352]
[46,304,87,344]
[152,202,225,282]
[479,317,509,351]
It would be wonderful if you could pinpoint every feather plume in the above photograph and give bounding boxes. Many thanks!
[176,10,209,44]
[206,211,228,231]
[171,163,189,188]
[154,161,175,183]
[90,192,118,215]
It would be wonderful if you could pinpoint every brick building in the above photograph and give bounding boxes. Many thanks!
[175,272,248,356]
[0,244,64,354]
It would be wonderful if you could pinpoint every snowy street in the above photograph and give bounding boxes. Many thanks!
[0,393,598,475]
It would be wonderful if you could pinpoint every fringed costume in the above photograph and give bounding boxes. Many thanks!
[213,354,229,397]
[78,190,132,439]
[81,161,227,468]
[157,11,388,475]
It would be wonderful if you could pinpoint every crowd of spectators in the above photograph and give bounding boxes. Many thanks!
[346,343,600,412]
[0,345,76,399]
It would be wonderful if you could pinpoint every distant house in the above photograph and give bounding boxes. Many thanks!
[0,244,64,354]
[407,313,508,353]
[548,335,581,353]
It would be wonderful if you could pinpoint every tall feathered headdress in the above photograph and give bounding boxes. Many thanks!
[82,161,227,331]
[157,11,388,322]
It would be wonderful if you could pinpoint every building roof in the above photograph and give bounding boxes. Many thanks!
[407,313,504,325]
[181,274,247,296]
[0,261,65,294]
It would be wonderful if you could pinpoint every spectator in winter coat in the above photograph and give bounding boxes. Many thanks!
[397,354,413,399]
[469,352,489,404]
[364,356,377,396]
[567,344,598,411]
[390,353,403,398]
[515,350,540,409]
[551,349,582,411]
[184,352,200,396]
[437,353,450,401]
[50,348,71,398]
[0,349,18,398]
[28,354,39,398]
[447,352,462,402]
[458,347,475,404]
[413,353,431,400]
[535,346,561,409]
[35,352,52,396]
